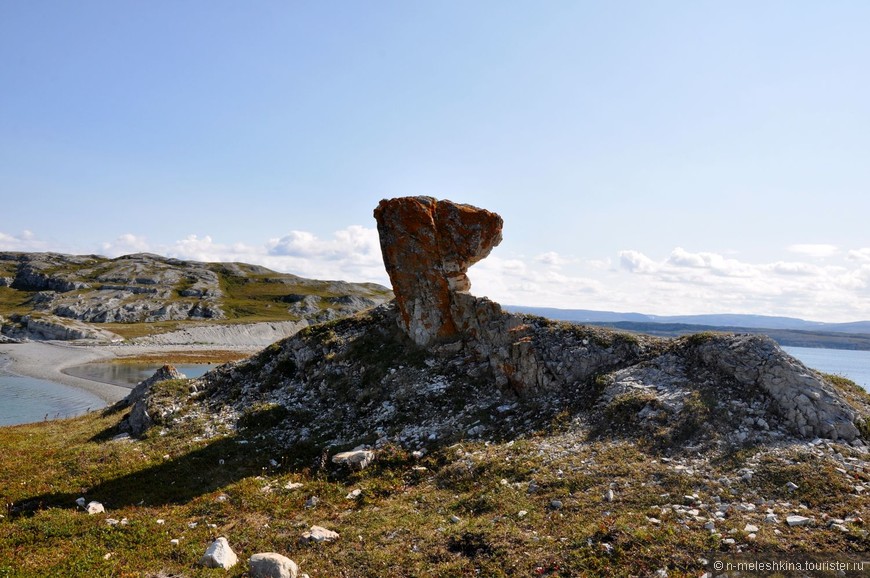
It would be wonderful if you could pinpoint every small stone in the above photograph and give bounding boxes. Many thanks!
[249,552,299,578]
[785,482,799,491]
[304,496,320,509]
[450,515,462,524]
[550,500,563,510]
[106,518,119,526]
[170,539,180,545]
[605,489,615,502]
[86,501,105,515]
[722,538,736,545]
[704,521,716,531]
[284,482,303,490]
[156,519,165,524]
[300,525,339,543]
[764,514,778,524]
[744,524,759,533]
[517,510,528,518]
[786,515,812,527]
[199,537,238,569]
[331,449,375,470]
[75,497,86,508]
[346,488,362,500]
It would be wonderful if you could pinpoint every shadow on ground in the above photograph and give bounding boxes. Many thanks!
[8,435,267,517]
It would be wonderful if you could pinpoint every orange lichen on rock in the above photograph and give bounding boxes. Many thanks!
[373,196,503,346]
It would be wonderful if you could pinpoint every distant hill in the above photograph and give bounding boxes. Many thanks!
[0,251,392,342]
[505,306,870,350]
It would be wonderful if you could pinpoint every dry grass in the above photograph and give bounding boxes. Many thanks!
[0,406,867,577]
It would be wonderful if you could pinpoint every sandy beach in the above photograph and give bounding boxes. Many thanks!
[0,342,260,405]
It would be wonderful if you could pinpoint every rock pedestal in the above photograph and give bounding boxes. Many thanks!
[374,196,502,346]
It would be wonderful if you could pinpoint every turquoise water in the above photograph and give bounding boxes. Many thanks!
[0,357,216,427]
[0,360,106,426]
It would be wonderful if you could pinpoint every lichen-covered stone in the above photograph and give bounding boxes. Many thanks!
[374,196,502,346]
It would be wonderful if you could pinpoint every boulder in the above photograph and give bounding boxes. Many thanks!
[373,196,502,346]
[199,537,238,569]
[249,553,299,578]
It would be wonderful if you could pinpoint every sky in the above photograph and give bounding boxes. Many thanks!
[1,1,869,323]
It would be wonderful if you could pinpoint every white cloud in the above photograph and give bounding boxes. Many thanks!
[618,250,658,274]
[0,230,49,252]
[4,229,870,322]
[535,251,573,267]
[848,248,870,262]
[787,244,839,258]
[100,234,151,256]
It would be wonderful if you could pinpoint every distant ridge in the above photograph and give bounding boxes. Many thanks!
[504,306,870,333]
[503,306,870,351]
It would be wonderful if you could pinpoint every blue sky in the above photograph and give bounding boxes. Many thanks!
[1,1,869,322]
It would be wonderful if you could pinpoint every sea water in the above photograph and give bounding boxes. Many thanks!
[0,356,215,427]
[0,355,106,426]
[783,346,870,392]
[63,362,216,388]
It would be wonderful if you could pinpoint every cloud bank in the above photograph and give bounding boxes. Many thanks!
[2,229,869,323]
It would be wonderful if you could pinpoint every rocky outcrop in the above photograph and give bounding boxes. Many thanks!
[131,320,310,347]
[371,197,865,443]
[0,252,391,335]
[0,276,13,287]
[374,196,502,346]
[123,365,187,436]
[140,198,867,453]
[1,314,123,342]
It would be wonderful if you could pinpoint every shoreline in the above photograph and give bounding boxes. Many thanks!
[0,342,259,405]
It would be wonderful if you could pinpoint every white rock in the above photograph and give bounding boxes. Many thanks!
[86,501,105,515]
[300,525,339,543]
[450,515,462,524]
[249,552,299,578]
[744,524,759,533]
[170,539,180,545]
[284,482,304,490]
[331,449,375,470]
[785,482,799,491]
[605,489,615,502]
[786,515,812,527]
[764,514,778,524]
[518,510,528,518]
[346,488,362,500]
[199,537,238,569]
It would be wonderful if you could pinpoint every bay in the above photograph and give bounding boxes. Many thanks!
[0,369,105,426]
[783,346,870,391]
[0,357,215,427]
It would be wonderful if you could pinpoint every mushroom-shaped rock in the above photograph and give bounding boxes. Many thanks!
[249,552,299,578]
[374,196,503,346]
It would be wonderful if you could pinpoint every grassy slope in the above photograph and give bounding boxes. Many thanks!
[1,385,867,578]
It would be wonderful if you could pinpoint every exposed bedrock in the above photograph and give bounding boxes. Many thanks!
[372,196,866,442]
